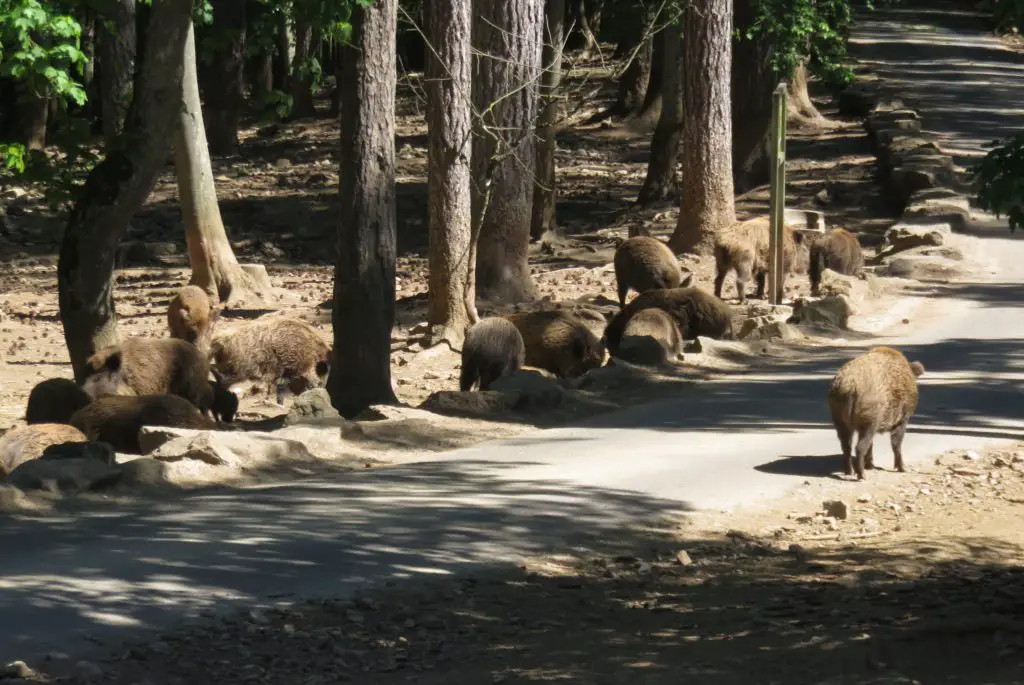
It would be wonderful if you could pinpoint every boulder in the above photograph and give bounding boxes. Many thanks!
[865,109,921,135]
[815,268,857,298]
[903,194,972,230]
[5,457,122,494]
[139,427,318,469]
[886,164,955,208]
[573,362,649,390]
[119,458,171,487]
[879,137,941,169]
[836,82,879,117]
[285,388,342,426]
[879,222,948,257]
[788,295,853,329]
[490,370,566,410]
[421,391,518,418]
[738,318,803,342]
[614,335,678,367]
[879,254,963,281]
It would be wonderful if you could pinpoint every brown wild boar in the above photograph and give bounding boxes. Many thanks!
[70,394,217,454]
[81,337,224,416]
[809,228,864,296]
[460,317,526,391]
[614,307,684,366]
[167,285,218,352]
[613,236,688,307]
[210,316,331,404]
[0,423,88,477]
[25,377,92,425]
[714,217,810,303]
[504,310,605,379]
[603,286,734,355]
[828,346,925,480]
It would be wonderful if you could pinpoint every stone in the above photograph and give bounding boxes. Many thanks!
[574,362,648,390]
[880,244,964,263]
[2,661,36,679]
[420,391,518,418]
[676,550,694,566]
[903,195,972,230]
[822,499,849,520]
[117,240,180,266]
[0,484,43,512]
[40,440,116,466]
[118,458,171,487]
[836,82,879,117]
[880,222,948,256]
[783,208,826,232]
[787,295,853,329]
[816,268,857,298]
[490,370,565,410]
[285,388,341,425]
[139,427,318,469]
[880,254,962,281]
[5,457,122,494]
[865,109,921,135]
[737,317,803,342]
[615,335,678,366]
[886,165,948,207]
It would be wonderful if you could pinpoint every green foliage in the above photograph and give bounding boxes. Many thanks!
[255,88,294,122]
[972,135,1024,233]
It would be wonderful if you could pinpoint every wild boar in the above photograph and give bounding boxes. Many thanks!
[70,394,217,455]
[714,217,810,303]
[504,310,605,379]
[167,285,218,352]
[604,286,734,354]
[0,423,88,477]
[25,377,92,425]
[613,236,687,307]
[614,307,685,366]
[460,317,527,391]
[809,228,865,296]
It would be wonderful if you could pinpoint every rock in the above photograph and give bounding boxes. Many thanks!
[139,427,318,469]
[2,661,36,679]
[880,244,964,263]
[865,109,921,134]
[783,208,826,232]
[880,254,962,281]
[421,390,518,418]
[879,222,948,256]
[837,82,879,116]
[573,362,648,390]
[117,240,180,266]
[615,334,678,366]
[964,450,981,461]
[118,458,171,487]
[737,317,803,342]
[816,269,857,298]
[285,388,341,425]
[787,295,853,329]
[886,164,955,208]
[0,484,44,512]
[490,370,565,410]
[903,195,972,230]
[5,457,122,494]
[73,660,104,682]
[675,550,693,566]
[823,499,849,520]
[880,137,942,169]
[40,440,116,466]
[743,302,793,320]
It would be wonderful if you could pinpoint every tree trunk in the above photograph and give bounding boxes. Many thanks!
[425,0,474,348]
[201,0,246,154]
[79,10,99,126]
[633,27,665,125]
[788,61,825,122]
[175,22,272,307]
[637,21,681,207]
[530,0,566,240]
[97,0,136,145]
[57,0,193,382]
[613,29,652,117]
[273,11,292,92]
[669,0,736,255]
[288,18,318,119]
[731,0,774,194]
[20,89,48,150]
[329,0,399,418]
[329,42,344,117]
[567,0,602,58]
[471,0,543,303]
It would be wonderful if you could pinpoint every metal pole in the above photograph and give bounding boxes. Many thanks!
[768,82,788,305]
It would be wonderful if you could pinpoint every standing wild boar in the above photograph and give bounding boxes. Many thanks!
[828,346,925,480]
[503,310,605,379]
[714,218,809,303]
[70,394,217,454]
[0,423,88,477]
[809,228,864,296]
[81,337,234,421]
[460,317,526,391]
[614,307,684,366]
[167,285,218,352]
[25,377,92,425]
[210,316,331,404]
[603,286,734,355]
[613,237,687,307]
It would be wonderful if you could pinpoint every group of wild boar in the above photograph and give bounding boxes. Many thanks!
[462,219,924,480]
[0,220,924,483]
[0,285,332,477]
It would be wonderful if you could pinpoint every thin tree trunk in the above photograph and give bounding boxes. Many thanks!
[637,21,681,206]
[79,10,99,126]
[788,61,826,122]
[273,11,292,92]
[613,29,653,117]
[58,0,193,381]
[201,0,246,154]
[669,0,736,255]
[328,0,399,418]
[97,0,136,145]
[329,42,344,117]
[731,0,774,194]
[20,89,48,150]
[568,0,602,58]
[531,0,566,240]
[289,18,318,119]
[471,0,543,303]
[425,0,474,348]
[633,27,665,125]
[175,22,272,307]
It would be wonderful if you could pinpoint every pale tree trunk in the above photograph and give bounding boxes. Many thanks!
[175,22,273,307]
[731,0,774,194]
[58,0,193,381]
[669,0,736,255]
[20,89,48,150]
[637,20,681,206]
[612,11,654,118]
[97,0,136,145]
[568,0,602,58]
[632,27,664,125]
[530,0,566,240]
[273,11,292,91]
[425,0,474,348]
[788,61,826,123]
[289,18,319,119]
[201,0,245,154]
[328,0,399,418]
[471,0,543,303]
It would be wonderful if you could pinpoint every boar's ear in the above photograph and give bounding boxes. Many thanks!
[679,272,694,288]
[910,361,925,377]
[104,351,123,373]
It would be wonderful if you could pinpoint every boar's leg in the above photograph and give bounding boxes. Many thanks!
[865,443,875,470]
[854,430,875,480]
[754,270,767,301]
[617,281,629,309]
[890,421,908,472]
[713,264,727,300]
[837,423,854,476]
[735,260,754,303]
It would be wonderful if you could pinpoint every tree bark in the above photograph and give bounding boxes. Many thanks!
[58,0,193,382]
[328,0,399,418]
[633,27,665,125]
[731,0,774,194]
[637,21,681,206]
[20,88,48,150]
[471,0,543,303]
[201,0,246,154]
[530,0,566,240]
[273,11,292,92]
[288,18,318,119]
[97,0,136,145]
[425,0,474,348]
[175,22,272,308]
[613,25,653,117]
[567,0,602,58]
[788,61,826,122]
[669,0,736,255]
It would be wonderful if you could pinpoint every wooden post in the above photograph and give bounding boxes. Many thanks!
[768,82,788,305]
